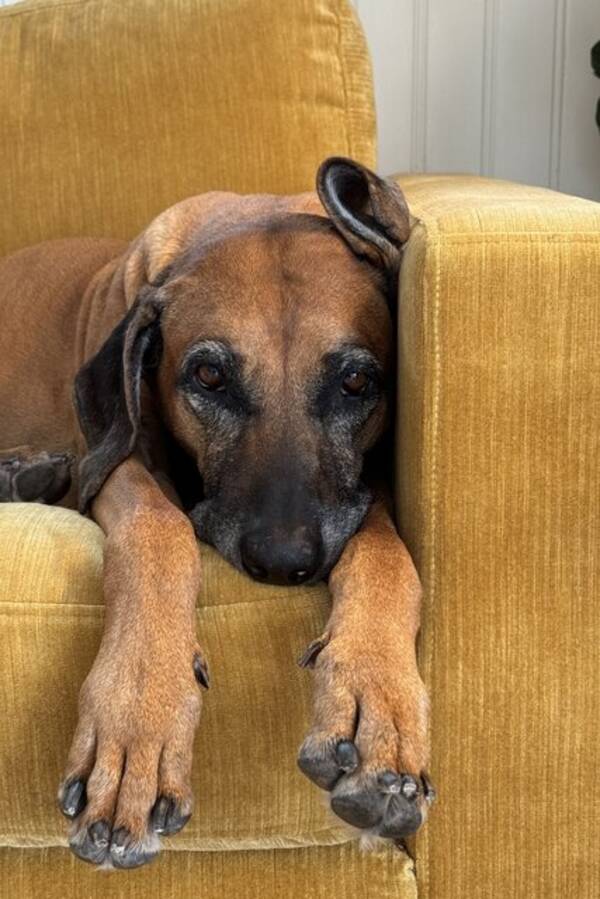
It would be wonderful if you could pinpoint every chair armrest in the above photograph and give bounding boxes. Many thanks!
[394,175,600,898]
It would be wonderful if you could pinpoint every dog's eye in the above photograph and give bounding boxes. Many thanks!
[196,364,225,391]
[341,370,369,397]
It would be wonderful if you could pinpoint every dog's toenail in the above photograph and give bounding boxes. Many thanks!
[110,827,129,851]
[152,795,191,836]
[297,634,329,668]
[61,778,86,818]
[335,740,359,773]
[401,776,418,799]
[89,820,110,848]
[378,771,401,793]
[109,827,159,869]
[193,654,210,689]
[152,796,171,833]
[422,772,437,804]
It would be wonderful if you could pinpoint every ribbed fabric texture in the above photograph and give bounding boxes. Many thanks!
[0,843,417,899]
[0,503,416,897]
[2,0,599,892]
[0,504,344,850]
[0,0,376,257]
[395,175,600,899]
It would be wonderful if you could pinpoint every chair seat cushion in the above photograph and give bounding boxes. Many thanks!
[0,503,350,851]
[0,842,417,899]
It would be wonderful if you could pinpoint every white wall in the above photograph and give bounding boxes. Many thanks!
[353,0,600,200]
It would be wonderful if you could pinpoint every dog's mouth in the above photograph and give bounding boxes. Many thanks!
[188,498,322,585]
[187,485,372,586]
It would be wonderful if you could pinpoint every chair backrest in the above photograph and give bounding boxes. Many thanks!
[0,0,375,257]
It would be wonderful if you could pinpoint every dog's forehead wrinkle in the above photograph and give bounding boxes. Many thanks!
[174,205,334,274]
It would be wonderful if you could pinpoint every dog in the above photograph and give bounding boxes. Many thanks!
[0,157,434,869]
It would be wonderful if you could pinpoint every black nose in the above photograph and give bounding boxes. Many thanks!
[240,527,321,585]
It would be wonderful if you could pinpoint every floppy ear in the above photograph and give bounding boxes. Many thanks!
[74,293,162,513]
[316,157,412,272]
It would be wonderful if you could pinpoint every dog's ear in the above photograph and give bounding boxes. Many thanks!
[73,198,207,513]
[316,157,412,272]
[74,292,162,513]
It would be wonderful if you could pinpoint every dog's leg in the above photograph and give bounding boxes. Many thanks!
[298,498,434,843]
[57,456,207,869]
[0,446,73,503]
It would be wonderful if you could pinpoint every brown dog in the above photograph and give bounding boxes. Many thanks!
[0,158,434,868]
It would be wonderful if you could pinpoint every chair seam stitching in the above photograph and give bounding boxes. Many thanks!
[334,0,352,159]
[409,232,600,242]
[423,228,442,899]
[0,0,94,20]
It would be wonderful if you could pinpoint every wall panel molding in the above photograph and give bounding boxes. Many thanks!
[481,0,499,177]
[354,0,415,175]
[410,0,429,172]
[356,0,599,199]
[549,0,567,189]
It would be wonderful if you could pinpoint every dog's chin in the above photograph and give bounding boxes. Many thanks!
[187,487,372,585]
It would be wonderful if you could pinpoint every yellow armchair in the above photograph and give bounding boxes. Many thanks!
[396,174,600,899]
[1,1,599,897]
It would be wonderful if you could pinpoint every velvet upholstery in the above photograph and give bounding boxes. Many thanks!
[1,0,599,896]
[396,175,600,899]
[0,0,375,258]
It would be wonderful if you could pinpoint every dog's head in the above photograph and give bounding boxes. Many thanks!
[75,158,412,584]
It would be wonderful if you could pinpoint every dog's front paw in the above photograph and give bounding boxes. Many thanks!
[297,635,435,843]
[0,449,73,503]
[57,641,209,869]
